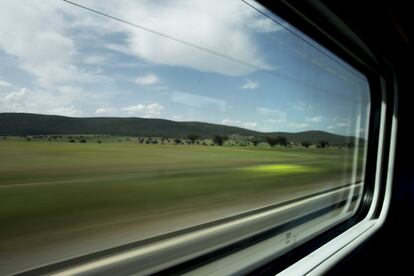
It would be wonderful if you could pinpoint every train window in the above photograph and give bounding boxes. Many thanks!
[0,0,376,275]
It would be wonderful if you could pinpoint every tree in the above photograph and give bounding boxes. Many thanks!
[266,136,278,147]
[266,136,288,147]
[213,135,227,146]
[250,137,260,146]
[301,141,312,148]
[187,134,200,144]
[277,136,288,146]
[319,140,329,148]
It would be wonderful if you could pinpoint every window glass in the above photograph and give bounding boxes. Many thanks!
[0,0,369,274]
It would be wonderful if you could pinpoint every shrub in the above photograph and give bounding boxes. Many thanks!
[251,138,260,146]
[69,139,75,143]
[301,141,312,148]
[187,134,200,144]
[319,140,329,148]
[266,136,288,147]
[212,135,228,146]
[80,139,87,143]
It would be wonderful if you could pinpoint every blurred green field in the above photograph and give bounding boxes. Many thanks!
[0,138,362,241]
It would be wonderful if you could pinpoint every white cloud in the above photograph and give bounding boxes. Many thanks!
[172,91,227,112]
[247,18,284,33]
[267,118,286,124]
[221,118,257,129]
[49,106,82,117]
[4,88,27,101]
[0,80,11,87]
[134,73,160,85]
[222,119,241,125]
[0,84,105,116]
[172,115,183,120]
[122,103,164,117]
[0,0,107,88]
[243,121,257,128]
[256,106,287,124]
[288,122,311,129]
[0,88,31,112]
[291,102,314,111]
[92,0,273,76]
[257,107,281,116]
[241,79,258,90]
[306,116,322,123]
[325,123,355,136]
[0,2,68,86]
[83,55,109,65]
[95,107,115,115]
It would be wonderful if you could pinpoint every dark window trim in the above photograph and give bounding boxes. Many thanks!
[246,0,396,274]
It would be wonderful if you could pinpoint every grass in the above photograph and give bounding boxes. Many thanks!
[242,164,324,175]
[0,138,364,241]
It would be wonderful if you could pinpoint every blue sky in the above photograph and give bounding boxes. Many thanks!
[0,0,370,137]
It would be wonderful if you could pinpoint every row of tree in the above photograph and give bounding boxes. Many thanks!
[12,134,355,148]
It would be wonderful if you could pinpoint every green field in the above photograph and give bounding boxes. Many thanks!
[0,138,363,243]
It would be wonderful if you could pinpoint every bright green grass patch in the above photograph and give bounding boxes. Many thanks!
[243,164,323,175]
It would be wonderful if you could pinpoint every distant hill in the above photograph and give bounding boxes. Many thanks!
[0,113,362,145]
